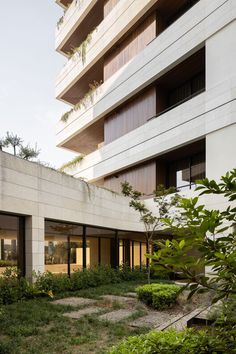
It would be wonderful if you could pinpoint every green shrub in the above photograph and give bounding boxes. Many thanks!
[35,265,145,294]
[0,265,146,304]
[136,283,180,309]
[35,272,71,293]
[0,268,50,305]
[108,327,236,354]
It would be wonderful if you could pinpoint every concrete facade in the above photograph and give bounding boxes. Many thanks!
[0,152,142,277]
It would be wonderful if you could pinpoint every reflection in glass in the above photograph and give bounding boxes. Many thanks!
[101,238,111,265]
[133,242,140,267]
[45,220,83,274]
[86,237,99,268]
[119,240,123,265]
[45,235,68,273]
[141,243,146,266]
[70,236,83,272]
[0,214,19,274]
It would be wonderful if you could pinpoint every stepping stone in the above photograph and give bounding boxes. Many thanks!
[98,309,137,323]
[130,311,179,329]
[51,297,96,307]
[63,306,102,319]
[101,295,137,305]
[125,292,137,298]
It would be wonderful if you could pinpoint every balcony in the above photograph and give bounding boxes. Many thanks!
[56,0,202,104]
[56,0,233,150]
[55,0,73,9]
[62,90,235,182]
[56,0,101,54]
[56,0,157,100]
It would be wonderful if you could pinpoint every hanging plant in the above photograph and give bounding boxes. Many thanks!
[60,80,103,123]
[58,155,84,172]
[67,27,97,64]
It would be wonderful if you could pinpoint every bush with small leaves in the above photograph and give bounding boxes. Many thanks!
[136,283,180,309]
[108,327,236,354]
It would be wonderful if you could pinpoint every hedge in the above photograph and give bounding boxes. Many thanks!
[136,283,180,309]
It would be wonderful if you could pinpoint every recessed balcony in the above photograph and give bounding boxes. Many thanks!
[55,0,73,9]
[56,0,157,101]
[56,0,104,55]
[56,0,200,103]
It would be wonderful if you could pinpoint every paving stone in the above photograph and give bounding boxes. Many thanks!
[101,295,137,305]
[51,297,96,307]
[98,309,137,323]
[130,311,180,329]
[125,292,137,298]
[63,307,102,319]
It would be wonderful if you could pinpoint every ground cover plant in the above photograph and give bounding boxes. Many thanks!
[0,280,149,354]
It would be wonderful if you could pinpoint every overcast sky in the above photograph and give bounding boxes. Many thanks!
[0,1,75,167]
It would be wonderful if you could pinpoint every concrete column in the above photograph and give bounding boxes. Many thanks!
[206,124,236,182]
[25,216,45,279]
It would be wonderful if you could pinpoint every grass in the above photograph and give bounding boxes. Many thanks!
[0,280,148,354]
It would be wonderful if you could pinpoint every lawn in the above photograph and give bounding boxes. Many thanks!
[0,280,149,354]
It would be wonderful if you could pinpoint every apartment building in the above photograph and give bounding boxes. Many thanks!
[55,0,236,198]
[0,0,235,279]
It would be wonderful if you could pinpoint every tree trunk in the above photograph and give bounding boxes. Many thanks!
[146,239,151,284]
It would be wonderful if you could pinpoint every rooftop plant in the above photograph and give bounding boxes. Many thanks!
[58,155,84,172]
[0,132,40,161]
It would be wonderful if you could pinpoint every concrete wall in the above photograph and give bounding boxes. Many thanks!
[0,151,142,276]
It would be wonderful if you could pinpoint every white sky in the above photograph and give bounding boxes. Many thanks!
[0,1,76,168]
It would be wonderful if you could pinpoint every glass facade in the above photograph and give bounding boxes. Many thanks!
[45,220,146,275]
[45,221,83,274]
[0,213,25,275]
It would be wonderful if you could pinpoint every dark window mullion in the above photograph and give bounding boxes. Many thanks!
[82,225,86,269]
[67,235,71,277]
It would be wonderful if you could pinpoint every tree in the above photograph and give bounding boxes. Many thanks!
[0,137,7,151]
[18,144,40,160]
[121,182,179,284]
[5,132,23,156]
[150,169,236,302]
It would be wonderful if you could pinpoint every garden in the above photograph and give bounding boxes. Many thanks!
[0,169,235,353]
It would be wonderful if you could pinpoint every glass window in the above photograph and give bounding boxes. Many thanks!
[0,214,23,275]
[191,153,205,185]
[70,236,83,273]
[86,237,99,268]
[141,243,146,266]
[168,152,205,190]
[133,242,140,267]
[86,226,115,267]
[45,220,83,274]
[119,240,124,266]
[101,238,111,265]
